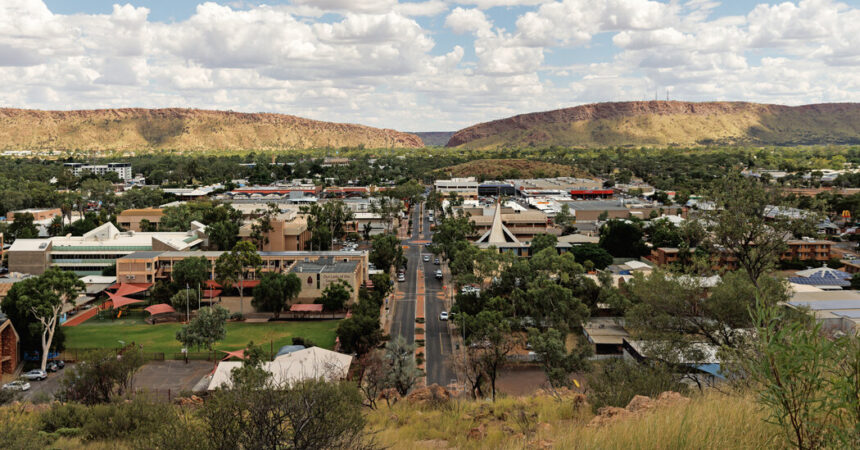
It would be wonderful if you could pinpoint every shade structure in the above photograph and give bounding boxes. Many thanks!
[202,289,222,299]
[107,291,144,309]
[113,283,151,296]
[204,280,222,288]
[289,304,323,312]
[238,279,260,289]
[144,304,176,315]
[220,349,247,361]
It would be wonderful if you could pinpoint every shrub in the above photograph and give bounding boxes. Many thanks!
[291,336,316,347]
[0,409,52,449]
[41,402,91,432]
[586,359,687,412]
[0,387,18,405]
[82,397,171,442]
[230,312,244,321]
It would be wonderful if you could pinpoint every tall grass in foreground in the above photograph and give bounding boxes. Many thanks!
[367,390,783,449]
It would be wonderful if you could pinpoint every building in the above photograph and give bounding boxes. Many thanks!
[468,206,553,243]
[7,222,207,275]
[783,239,834,262]
[786,289,860,334]
[0,312,20,379]
[787,267,851,290]
[434,177,479,199]
[116,251,367,303]
[478,182,516,197]
[322,157,350,167]
[63,162,132,181]
[562,200,664,222]
[511,177,605,197]
[649,247,682,266]
[5,208,62,222]
[117,208,164,231]
[583,318,630,355]
[162,184,223,200]
[238,211,311,252]
[208,346,352,390]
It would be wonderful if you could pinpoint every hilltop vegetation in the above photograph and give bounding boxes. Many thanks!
[0,108,423,152]
[447,101,860,149]
[434,159,583,180]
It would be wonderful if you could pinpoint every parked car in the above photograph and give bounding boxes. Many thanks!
[435,270,443,280]
[2,380,30,391]
[53,360,66,369]
[47,360,65,372]
[397,273,406,282]
[423,255,430,262]
[434,258,440,265]
[23,370,47,381]
[439,311,449,321]
[460,285,481,295]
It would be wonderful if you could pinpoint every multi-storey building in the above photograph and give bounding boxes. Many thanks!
[63,162,132,181]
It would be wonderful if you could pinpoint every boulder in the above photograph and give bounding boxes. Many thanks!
[407,384,451,406]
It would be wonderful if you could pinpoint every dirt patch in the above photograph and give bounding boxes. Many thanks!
[587,391,689,427]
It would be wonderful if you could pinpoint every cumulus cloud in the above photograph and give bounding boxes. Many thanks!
[0,0,858,131]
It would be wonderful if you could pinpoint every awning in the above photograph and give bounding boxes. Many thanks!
[290,304,323,312]
[113,283,152,296]
[144,304,176,315]
[107,291,144,308]
[238,279,260,288]
[204,280,222,288]
[202,289,222,299]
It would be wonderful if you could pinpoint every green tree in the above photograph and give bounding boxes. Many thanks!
[554,204,576,234]
[385,336,421,396]
[529,233,558,255]
[207,220,240,251]
[599,219,647,257]
[170,288,197,314]
[215,241,262,316]
[58,347,145,405]
[469,310,518,401]
[336,313,383,356]
[6,268,84,371]
[370,233,403,270]
[176,305,229,351]
[315,280,352,311]
[250,203,279,250]
[7,212,39,241]
[569,243,613,270]
[172,256,210,289]
[252,272,301,319]
[529,327,592,391]
[586,359,686,412]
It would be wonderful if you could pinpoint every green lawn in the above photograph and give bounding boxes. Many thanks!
[64,320,340,355]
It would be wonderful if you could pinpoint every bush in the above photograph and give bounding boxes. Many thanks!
[291,336,316,347]
[0,409,52,449]
[41,402,91,432]
[82,397,171,442]
[586,359,687,412]
[0,387,18,405]
[230,312,244,321]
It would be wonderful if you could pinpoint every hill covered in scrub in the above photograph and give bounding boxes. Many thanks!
[434,159,582,180]
[0,108,423,152]
[446,101,860,149]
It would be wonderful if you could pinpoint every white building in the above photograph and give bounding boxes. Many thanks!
[434,177,479,198]
[208,346,353,390]
[64,162,133,181]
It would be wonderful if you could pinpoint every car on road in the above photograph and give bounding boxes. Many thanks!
[435,269,443,280]
[2,380,30,391]
[439,311,448,321]
[423,255,430,262]
[23,370,47,381]
[434,258,440,265]
[397,273,406,282]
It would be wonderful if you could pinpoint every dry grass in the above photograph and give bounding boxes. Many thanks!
[367,389,783,449]
[435,159,584,180]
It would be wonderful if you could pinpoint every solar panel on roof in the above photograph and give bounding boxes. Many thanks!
[788,277,851,286]
[788,300,860,310]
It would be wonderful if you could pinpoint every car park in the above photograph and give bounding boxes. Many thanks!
[23,369,47,381]
[439,311,448,321]
[2,380,30,391]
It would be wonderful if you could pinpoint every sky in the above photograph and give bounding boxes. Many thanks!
[1,0,860,131]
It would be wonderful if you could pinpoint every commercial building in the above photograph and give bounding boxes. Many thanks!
[238,211,311,252]
[116,251,368,303]
[561,200,664,222]
[117,208,164,231]
[786,289,860,334]
[478,182,516,197]
[63,162,132,181]
[434,177,479,199]
[208,347,352,390]
[467,205,553,243]
[7,222,207,275]
[5,208,62,222]
[511,177,605,197]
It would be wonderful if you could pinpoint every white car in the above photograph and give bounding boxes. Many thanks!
[23,370,47,381]
[397,273,406,282]
[435,270,443,280]
[2,380,30,391]
[439,311,449,321]
[461,285,481,295]
[423,255,430,262]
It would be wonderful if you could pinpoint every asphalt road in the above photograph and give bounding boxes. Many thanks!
[418,206,457,387]
[389,206,420,346]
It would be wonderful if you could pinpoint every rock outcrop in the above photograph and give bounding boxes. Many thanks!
[0,108,423,151]
[446,101,860,149]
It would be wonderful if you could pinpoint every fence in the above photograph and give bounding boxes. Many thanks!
[56,348,223,363]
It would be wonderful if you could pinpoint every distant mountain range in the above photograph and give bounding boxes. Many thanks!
[446,101,860,148]
[0,108,423,152]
